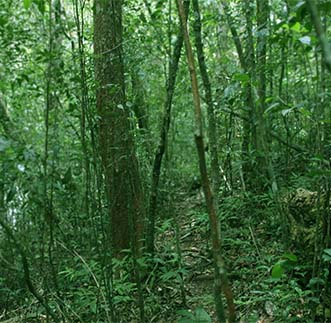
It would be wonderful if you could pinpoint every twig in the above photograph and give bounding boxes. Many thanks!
[249,225,262,261]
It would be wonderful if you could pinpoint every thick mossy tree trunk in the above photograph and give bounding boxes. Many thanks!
[94,0,145,254]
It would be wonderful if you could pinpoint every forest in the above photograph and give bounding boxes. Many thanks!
[0,0,331,322]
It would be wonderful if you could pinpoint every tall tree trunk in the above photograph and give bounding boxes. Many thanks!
[256,0,269,176]
[192,0,221,200]
[73,0,91,230]
[221,1,256,189]
[43,0,63,306]
[94,0,145,255]
[177,1,235,322]
[242,1,257,188]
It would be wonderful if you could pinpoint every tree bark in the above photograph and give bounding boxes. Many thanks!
[192,0,221,200]
[221,1,256,188]
[94,0,145,254]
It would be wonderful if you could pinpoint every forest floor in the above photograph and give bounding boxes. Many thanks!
[155,187,315,323]
[1,188,323,322]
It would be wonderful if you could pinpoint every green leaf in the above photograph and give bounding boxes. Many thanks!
[282,253,297,262]
[177,309,195,323]
[264,102,280,114]
[34,0,45,14]
[319,1,331,12]
[90,301,97,314]
[322,249,331,262]
[178,308,211,323]
[0,137,10,152]
[271,262,284,279]
[195,308,212,323]
[281,23,289,30]
[6,188,16,203]
[161,270,177,281]
[233,73,249,82]
[23,0,32,9]
[290,22,301,32]
[300,107,312,117]
[309,277,325,287]
[281,108,294,116]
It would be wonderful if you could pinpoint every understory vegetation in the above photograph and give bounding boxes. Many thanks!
[0,0,331,322]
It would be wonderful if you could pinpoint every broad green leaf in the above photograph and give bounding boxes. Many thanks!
[281,23,289,30]
[195,308,212,323]
[90,301,97,314]
[264,102,280,114]
[271,262,284,278]
[282,253,297,262]
[233,73,249,82]
[23,0,32,9]
[177,309,195,323]
[281,108,294,116]
[295,0,305,9]
[322,249,331,262]
[290,22,301,33]
[309,277,325,287]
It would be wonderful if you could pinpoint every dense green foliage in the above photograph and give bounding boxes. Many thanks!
[0,0,330,322]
